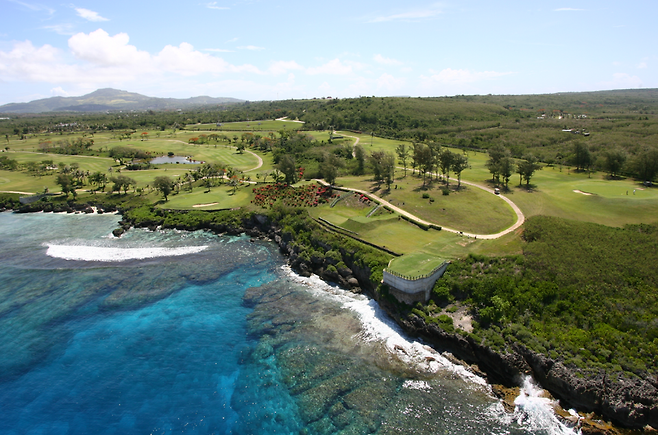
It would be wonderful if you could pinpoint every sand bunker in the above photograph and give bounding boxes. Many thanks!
[193,202,219,208]
[573,190,593,195]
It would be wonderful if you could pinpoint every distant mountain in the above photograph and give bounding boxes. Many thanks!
[0,88,244,114]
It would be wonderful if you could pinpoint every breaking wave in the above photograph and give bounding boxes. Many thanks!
[45,244,208,262]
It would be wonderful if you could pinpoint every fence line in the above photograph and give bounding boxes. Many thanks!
[385,262,447,281]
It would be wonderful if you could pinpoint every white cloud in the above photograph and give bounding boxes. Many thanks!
[374,54,402,66]
[156,42,234,76]
[50,87,69,97]
[0,30,264,91]
[369,5,442,23]
[42,23,75,36]
[424,68,512,84]
[307,59,353,75]
[69,29,150,67]
[553,8,584,12]
[204,2,229,10]
[638,62,648,69]
[269,60,304,75]
[0,40,80,83]
[204,48,234,53]
[75,7,109,22]
[238,45,265,51]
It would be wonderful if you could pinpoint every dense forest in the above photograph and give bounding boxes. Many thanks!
[414,216,658,377]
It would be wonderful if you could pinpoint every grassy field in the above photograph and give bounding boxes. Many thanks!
[162,183,253,210]
[387,253,446,277]
[1,130,269,194]
[336,171,517,234]
[307,193,524,258]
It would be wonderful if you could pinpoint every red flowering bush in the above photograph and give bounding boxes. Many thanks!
[251,183,332,208]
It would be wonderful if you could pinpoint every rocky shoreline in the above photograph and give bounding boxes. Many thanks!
[5,201,657,433]
[121,208,656,433]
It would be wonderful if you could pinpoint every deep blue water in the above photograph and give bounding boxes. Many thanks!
[0,212,576,434]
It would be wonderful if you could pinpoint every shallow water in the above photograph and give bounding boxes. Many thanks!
[0,212,576,434]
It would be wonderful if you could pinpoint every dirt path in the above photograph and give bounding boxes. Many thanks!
[243,150,263,172]
[337,131,360,158]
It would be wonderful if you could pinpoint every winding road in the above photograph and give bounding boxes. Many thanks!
[326,132,526,240]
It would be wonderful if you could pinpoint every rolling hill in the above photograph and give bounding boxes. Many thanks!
[0,88,244,114]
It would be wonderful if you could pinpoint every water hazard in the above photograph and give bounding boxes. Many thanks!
[0,212,577,434]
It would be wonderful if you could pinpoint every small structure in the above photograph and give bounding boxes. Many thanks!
[383,256,450,304]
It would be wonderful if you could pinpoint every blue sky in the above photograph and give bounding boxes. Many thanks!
[0,0,656,105]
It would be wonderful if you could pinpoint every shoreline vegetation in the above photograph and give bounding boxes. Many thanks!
[3,195,657,434]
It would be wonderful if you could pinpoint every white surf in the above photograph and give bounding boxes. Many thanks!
[46,244,208,262]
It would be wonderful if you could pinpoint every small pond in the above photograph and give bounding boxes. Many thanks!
[150,156,202,165]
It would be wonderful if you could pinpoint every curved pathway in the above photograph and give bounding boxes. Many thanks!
[317,174,525,240]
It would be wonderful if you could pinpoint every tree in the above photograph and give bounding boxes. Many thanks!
[110,175,135,195]
[438,148,454,185]
[517,155,542,187]
[499,156,515,188]
[88,171,107,193]
[396,144,410,176]
[631,146,658,182]
[429,142,442,181]
[321,154,342,186]
[369,151,386,183]
[451,153,469,188]
[416,143,434,186]
[573,141,592,172]
[382,152,396,190]
[153,176,175,201]
[56,174,75,198]
[354,144,366,175]
[603,148,627,178]
[486,144,510,184]
[277,154,297,185]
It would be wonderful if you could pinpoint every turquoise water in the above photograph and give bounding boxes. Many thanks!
[0,212,576,434]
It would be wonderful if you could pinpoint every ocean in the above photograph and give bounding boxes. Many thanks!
[0,211,577,434]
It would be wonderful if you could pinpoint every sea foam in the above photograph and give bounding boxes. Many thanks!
[280,265,487,386]
[45,244,208,262]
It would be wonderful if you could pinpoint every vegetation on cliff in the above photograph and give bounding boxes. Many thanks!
[419,216,658,378]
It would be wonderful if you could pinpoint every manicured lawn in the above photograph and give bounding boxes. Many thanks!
[309,197,524,259]
[161,184,252,210]
[501,168,658,227]
[0,169,59,194]
[336,172,517,235]
[387,253,446,277]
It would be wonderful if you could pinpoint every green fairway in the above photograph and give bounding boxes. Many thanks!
[502,168,658,227]
[387,253,446,277]
[160,184,252,210]
[336,171,517,235]
[0,170,59,194]
[308,194,524,259]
